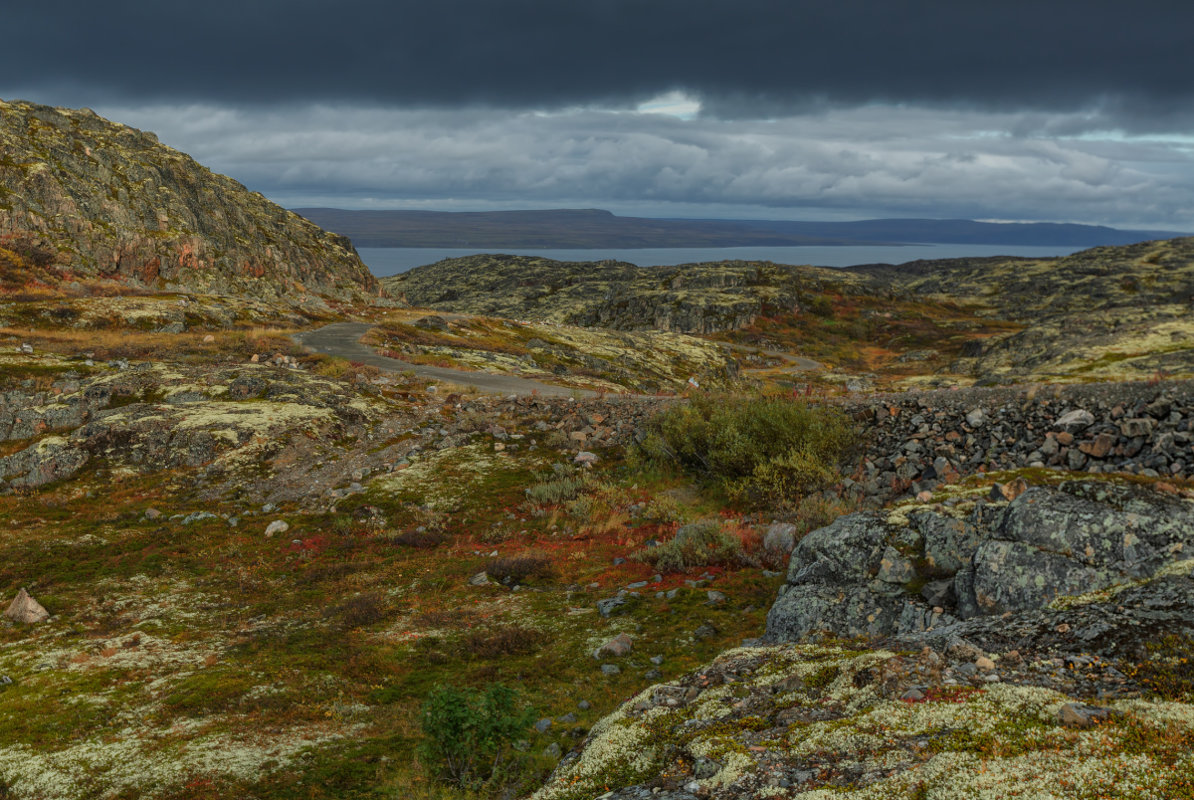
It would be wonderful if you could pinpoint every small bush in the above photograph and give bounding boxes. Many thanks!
[1125,635,1194,701]
[525,475,587,505]
[459,625,545,659]
[486,551,555,585]
[329,591,391,630]
[391,529,447,548]
[419,683,535,791]
[638,392,855,507]
[633,519,755,573]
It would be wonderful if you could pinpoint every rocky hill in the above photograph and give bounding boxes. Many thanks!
[0,99,379,307]
[868,237,1194,382]
[388,238,1194,384]
[385,255,867,334]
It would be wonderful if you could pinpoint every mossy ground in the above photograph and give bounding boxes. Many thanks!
[0,404,783,799]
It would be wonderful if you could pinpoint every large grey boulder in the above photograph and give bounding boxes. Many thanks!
[765,480,1194,642]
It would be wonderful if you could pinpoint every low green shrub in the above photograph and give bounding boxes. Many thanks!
[1126,634,1194,701]
[525,474,588,505]
[633,518,754,573]
[486,551,555,584]
[418,683,535,791]
[637,392,856,507]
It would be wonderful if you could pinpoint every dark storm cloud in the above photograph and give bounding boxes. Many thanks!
[6,0,1193,120]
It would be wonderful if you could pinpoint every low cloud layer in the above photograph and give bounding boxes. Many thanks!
[4,1,1193,126]
[87,102,1194,229]
[3,1,1192,228]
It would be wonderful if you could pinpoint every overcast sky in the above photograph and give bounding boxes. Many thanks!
[3,0,1193,228]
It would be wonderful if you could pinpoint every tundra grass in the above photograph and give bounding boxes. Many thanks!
[0,443,782,799]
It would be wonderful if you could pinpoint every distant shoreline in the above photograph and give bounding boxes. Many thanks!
[357,243,1082,276]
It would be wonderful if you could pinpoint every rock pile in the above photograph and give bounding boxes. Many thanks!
[841,379,1194,503]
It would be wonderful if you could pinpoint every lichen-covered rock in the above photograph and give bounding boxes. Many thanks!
[765,481,1194,642]
[537,609,1194,800]
[0,99,379,306]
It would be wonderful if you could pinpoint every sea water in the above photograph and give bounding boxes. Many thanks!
[358,244,1082,277]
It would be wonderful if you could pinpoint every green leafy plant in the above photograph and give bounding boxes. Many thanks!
[637,392,856,507]
[418,683,535,791]
[633,518,754,573]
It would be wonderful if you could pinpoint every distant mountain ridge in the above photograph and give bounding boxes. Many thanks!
[294,207,1184,249]
[0,99,379,305]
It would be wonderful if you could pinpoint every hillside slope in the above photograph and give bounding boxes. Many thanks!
[0,99,379,306]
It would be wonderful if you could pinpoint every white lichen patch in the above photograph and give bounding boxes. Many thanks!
[369,442,498,510]
[531,686,662,800]
[0,723,352,799]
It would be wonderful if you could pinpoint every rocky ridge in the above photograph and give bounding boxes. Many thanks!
[385,255,865,334]
[0,99,380,307]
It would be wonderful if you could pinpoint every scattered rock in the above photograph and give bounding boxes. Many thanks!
[468,571,491,587]
[594,633,634,659]
[4,588,49,624]
[264,520,289,537]
[1058,702,1115,728]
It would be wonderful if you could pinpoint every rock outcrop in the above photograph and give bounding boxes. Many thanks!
[765,480,1194,642]
[385,254,864,334]
[0,99,379,306]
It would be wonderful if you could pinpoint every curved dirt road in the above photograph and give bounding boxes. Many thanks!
[719,342,822,373]
[295,322,594,397]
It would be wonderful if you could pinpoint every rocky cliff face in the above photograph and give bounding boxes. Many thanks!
[0,99,379,306]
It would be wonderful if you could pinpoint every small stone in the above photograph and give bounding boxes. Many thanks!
[975,656,996,671]
[650,655,664,665]
[574,451,599,466]
[264,520,289,537]
[468,571,490,587]
[534,717,552,733]
[706,590,726,605]
[202,334,216,343]
[1079,433,1116,459]
[143,508,161,520]
[916,490,933,502]
[577,700,591,710]
[901,688,925,702]
[600,663,621,676]
[1055,409,1094,432]
[596,596,629,616]
[965,408,985,427]
[4,588,49,624]
[645,668,663,680]
[556,712,577,724]
[542,742,562,760]
[594,633,634,659]
[1059,702,1114,728]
